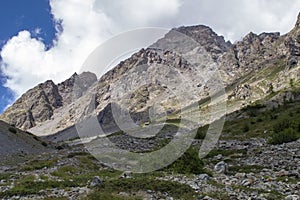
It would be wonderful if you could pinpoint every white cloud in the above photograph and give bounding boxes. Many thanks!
[0,0,181,98]
[1,0,114,97]
[175,0,300,42]
[1,0,300,99]
[94,0,181,27]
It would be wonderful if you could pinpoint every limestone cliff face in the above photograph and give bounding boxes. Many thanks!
[0,80,62,129]
[0,72,97,130]
[2,13,300,137]
[218,13,300,81]
[58,72,97,105]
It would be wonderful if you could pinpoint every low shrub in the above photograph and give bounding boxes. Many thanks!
[162,147,206,174]
[242,124,250,132]
[8,127,17,134]
[269,128,299,145]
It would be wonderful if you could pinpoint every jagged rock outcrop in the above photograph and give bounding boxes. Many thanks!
[0,72,97,130]
[174,25,232,60]
[58,72,97,104]
[229,84,252,100]
[0,80,62,129]
[219,31,281,82]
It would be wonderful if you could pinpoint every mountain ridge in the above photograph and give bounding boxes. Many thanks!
[0,12,300,200]
[2,13,300,139]
[0,72,97,130]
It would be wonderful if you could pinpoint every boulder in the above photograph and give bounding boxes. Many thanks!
[90,176,102,187]
[214,161,228,174]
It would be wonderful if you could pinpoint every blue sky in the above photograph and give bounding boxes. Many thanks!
[0,0,55,113]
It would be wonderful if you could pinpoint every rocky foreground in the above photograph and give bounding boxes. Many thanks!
[162,139,300,200]
[0,137,299,200]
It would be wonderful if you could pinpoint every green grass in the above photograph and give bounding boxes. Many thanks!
[0,173,12,181]
[85,191,142,200]
[205,148,247,159]
[51,165,80,177]
[228,165,265,174]
[268,128,299,144]
[1,158,121,198]
[43,197,68,200]
[99,176,196,200]
[50,155,122,182]
[67,151,90,158]
[0,178,78,198]
[195,125,208,140]
[221,95,300,141]
[276,176,300,184]
[44,155,197,200]
[22,158,58,171]
[0,147,199,199]
[161,147,207,175]
[231,185,284,200]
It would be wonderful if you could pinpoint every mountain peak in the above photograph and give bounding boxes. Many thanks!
[71,72,78,77]
[153,24,232,61]
[175,24,213,34]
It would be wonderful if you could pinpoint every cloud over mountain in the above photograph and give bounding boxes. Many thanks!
[1,0,300,98]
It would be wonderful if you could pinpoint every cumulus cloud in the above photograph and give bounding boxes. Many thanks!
[0,0,114,96]
[94,0,181,27]
[0,0,181,97]
[1,0,300,98]
[176,0,300,41]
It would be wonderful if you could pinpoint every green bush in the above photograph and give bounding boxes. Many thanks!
[33,136,40,141]
[22,159,58,171]
[67,151,90,158]
[51,165,79,178]
[85,191,141,200]
[195,126,208,139]
[205,149,247,159]
[256,118,263,122]
[100,177,195,199]
[269,128,299,145]
[242,124,250,132]
[0,178,77,198]
[41,141,48,147]
[273,118,292,133]
[162,147,206,174]
[8,127,17,134]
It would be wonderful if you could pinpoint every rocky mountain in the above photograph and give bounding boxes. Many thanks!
[0,72,97,130]
[2,13,300,141]
[1,12,300,200]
